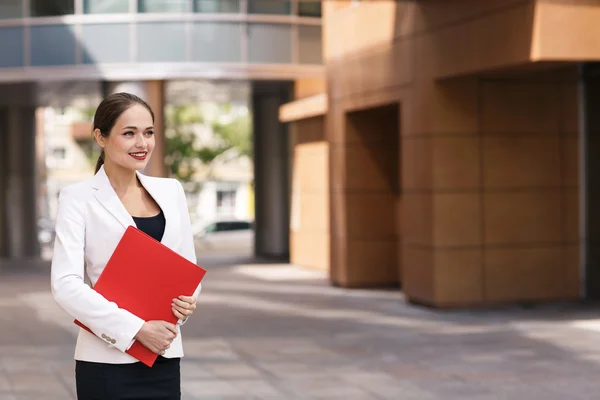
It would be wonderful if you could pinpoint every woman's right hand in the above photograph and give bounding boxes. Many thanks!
[134,321,178,355]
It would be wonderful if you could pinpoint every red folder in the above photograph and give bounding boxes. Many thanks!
[74,225,206,367]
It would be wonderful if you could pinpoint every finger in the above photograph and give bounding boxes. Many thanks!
[172,304,191,316]
[172,307,186,320]
[161,321,178,335]
[172,298,191,308]
[178,295,196,304]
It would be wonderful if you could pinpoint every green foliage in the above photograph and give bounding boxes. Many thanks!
[211,112,252,160]
[164,103,251,184]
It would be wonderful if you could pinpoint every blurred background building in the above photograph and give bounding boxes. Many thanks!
[3,0,600,309]
[0,0,323,261]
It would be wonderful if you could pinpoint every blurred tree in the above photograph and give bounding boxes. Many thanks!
[211,111,252,160]
[165,104,252,186]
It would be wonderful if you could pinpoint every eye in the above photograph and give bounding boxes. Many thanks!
[145,130,154,136]
[123,131,134,136]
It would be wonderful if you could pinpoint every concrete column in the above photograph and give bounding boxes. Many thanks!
[1,106,39,258]
[0,107,7,257]
[252,82,293,259]
[581,63,600,298]
[102,81,167,177]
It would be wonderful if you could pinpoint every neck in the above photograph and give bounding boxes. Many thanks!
[103,161,140,195]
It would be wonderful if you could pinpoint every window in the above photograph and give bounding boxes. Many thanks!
[298,1,321,17]
[0,0,22,19]
[195,0,239,13]
[248,24,292,64]
[31,25,76,66]
[31,0,74,17]
[298,25,322,64]
[84,0,129,14]
[137,22,186,62]
[248,0,290,15]
[138,0,187,13]
[52,147,67,160]
[230,221,251,231]
[0,27,24,67]
[216,190,236,208]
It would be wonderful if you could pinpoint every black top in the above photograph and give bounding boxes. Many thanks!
[132,209,166,242]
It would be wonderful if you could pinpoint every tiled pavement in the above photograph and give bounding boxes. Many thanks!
[3,257,600,399]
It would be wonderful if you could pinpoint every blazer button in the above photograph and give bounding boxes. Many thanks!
[101,334,108,339]
[111,339,116,344]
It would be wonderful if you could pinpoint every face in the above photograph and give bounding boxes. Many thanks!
[95,104,155,171]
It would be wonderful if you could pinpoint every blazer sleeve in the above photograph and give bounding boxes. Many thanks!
[176,180,201,325]
[50,187,145,353]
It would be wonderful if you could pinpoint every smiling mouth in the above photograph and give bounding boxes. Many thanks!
[129,152,148,160]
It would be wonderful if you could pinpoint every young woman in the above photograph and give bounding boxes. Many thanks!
[51,92,201,399]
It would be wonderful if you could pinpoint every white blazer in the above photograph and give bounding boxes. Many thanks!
[51,165,201,364]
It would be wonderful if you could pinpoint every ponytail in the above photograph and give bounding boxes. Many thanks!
[95,149,105,174]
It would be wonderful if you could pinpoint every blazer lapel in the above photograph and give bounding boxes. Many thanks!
[135,171,177,247]
[91,166,135,230]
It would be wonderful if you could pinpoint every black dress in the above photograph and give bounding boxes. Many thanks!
[76,210,181,400]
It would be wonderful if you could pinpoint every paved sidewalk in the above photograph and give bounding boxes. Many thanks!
[2,258,600,399]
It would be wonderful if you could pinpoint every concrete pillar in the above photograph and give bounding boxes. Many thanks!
[252,82,293,259]
[102,81,167,177]
[0,108,7,257]
[581,63,600,298]
[0,106,39,258]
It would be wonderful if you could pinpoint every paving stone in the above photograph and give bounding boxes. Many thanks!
[4,258,600,399]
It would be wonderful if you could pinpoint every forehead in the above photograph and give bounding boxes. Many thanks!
[115,104,153,128]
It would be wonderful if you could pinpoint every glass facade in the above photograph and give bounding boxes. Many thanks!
[82,24,130,63]
[30,25,76,66]
[298,1,321,17]
[31,0,75,17]
[0,1,322,71]
[84,0,130,14]
[137,22,187,62]
[0,0,22,19]
[194,0,239,13]
[248,0,291,15]
[248,24,292,64]
[298,25,322,64]
[0,27,24,67]
[138,0,188,13]
[192,22,241,62]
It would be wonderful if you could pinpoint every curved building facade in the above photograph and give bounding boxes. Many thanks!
[0,0,323,82]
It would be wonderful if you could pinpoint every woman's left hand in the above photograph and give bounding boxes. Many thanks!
[172,295,197,321]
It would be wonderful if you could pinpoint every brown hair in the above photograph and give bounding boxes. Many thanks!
[93,92,155,173]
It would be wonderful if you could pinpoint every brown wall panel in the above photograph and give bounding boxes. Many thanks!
[289,116,330,271]
[317,0,582,306]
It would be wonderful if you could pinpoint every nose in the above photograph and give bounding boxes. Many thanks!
[135,133,146,148]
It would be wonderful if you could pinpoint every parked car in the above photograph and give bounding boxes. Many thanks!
[193,219,254,253]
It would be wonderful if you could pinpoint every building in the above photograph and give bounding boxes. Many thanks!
[280,0,600,308]
[0,0,323,261]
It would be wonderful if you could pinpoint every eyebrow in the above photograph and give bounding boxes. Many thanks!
[121,126,154,130]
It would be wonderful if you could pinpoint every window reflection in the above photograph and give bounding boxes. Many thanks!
[0,0,22,19]
[195,0,239,13]
[84,0,129,14]
[298,1,321,17]
[31,0,74,17]
[248,0,290,15]
[138,0,187,13]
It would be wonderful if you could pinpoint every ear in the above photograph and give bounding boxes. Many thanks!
[93,128,105,148]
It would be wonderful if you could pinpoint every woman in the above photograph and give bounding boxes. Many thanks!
[51,92,201,399]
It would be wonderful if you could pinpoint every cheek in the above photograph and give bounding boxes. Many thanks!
[147,136,156,151]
